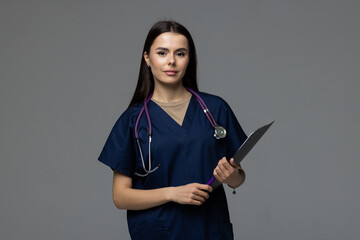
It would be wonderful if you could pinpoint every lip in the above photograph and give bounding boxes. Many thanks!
[164,70,178,76]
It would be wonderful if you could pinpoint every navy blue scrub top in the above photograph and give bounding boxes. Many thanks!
[98,92,247,240]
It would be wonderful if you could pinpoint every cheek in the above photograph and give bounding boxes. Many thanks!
[150,56,166,67]
[177,57,189,67]
[181,60,190,71]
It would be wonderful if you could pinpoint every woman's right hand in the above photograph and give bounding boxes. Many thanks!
[113,171,213,210]
[168,183,213,206]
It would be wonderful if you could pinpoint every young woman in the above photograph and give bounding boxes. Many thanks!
[98,20,247,240]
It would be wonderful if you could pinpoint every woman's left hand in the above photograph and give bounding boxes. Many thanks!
[213,157,244,188]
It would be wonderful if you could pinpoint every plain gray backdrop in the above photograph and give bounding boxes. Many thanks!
[1,0,359,239]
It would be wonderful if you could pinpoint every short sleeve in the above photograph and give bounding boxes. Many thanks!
[98,111,136,177]
[222,101,247,159]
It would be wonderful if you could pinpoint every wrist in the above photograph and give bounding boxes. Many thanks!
[227,169,245,189]
[165,187,174,202]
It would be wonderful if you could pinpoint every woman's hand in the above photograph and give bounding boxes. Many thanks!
[168,183,213,206]
[113,172,212,210]
[213,157,245,189]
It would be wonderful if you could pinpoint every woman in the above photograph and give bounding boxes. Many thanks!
[98,20,247,240]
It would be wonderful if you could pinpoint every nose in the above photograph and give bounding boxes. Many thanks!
[168,54,176,65]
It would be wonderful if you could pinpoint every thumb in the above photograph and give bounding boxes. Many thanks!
[229,158,240,169]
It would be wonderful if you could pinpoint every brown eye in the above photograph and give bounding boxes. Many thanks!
[157,51,166,56]
[176,52,185,57]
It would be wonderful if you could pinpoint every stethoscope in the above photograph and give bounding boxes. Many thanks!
[134,87,227,177]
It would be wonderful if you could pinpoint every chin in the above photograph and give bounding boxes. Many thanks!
[157,78,183,86]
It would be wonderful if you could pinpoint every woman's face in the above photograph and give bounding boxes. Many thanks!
[144,32,189,88]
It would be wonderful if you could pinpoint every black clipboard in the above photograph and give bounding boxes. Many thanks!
[207,121,274,190]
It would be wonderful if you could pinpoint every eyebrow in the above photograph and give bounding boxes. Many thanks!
[154,47,188,52]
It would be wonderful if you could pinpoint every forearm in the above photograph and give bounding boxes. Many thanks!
[113,187,173,210]
[112,172,212,210]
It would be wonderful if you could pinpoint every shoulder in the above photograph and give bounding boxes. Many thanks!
[196,91,226,103]
[112,103,143,130]
[196,91,231,110]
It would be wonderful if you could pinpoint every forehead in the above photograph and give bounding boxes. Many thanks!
[151,32,189,50]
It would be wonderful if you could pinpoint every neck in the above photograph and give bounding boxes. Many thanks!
[152,83,190,103]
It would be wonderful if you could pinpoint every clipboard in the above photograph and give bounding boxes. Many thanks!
[207,121,274,190]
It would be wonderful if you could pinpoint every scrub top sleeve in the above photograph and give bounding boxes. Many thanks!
[223,101,248,159]
[98,113,136,177]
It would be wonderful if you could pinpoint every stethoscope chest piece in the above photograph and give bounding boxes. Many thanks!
[214,125,227,139]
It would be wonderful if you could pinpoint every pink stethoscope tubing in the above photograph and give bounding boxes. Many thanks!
[134,88,226,177]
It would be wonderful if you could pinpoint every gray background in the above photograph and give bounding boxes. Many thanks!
[1,0,359,239]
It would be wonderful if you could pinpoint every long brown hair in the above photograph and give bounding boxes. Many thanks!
[128,21,198,108]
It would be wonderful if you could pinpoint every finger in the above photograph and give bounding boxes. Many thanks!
[189,186,209,202]
[219,157,232,171]
[213,168,225,182]
[214,166,225,178]
[191,194,206,203]
[190,199,204,206]
[196,184,213,193]
[193,190,209,200]
[218,162,229,173]
[196,184,213,194]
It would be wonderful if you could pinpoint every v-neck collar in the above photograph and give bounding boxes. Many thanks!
[148,94,196,133]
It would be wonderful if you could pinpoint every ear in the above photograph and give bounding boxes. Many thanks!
[143,51,150,67]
